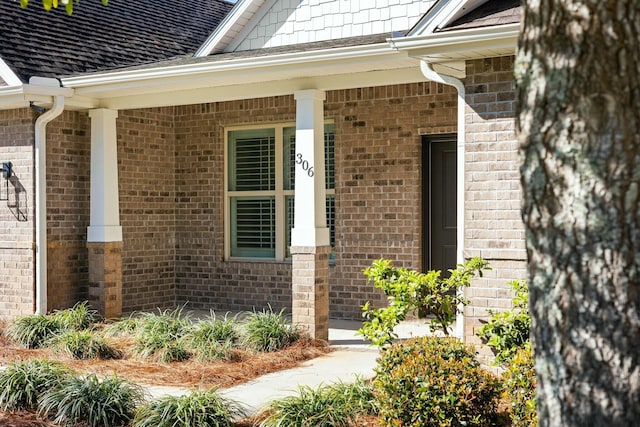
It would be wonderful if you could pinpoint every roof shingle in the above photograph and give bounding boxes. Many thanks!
[442,0,521,31]
[0,0,234,82]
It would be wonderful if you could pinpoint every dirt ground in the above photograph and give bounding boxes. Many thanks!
[0,325,333,426]
[0,332,330,390]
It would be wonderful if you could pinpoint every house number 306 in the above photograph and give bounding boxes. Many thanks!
[295,153,315,177]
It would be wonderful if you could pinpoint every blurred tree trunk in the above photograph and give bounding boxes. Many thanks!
[516,1,640,426]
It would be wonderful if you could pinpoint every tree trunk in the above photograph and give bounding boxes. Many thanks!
[516,1,640,426]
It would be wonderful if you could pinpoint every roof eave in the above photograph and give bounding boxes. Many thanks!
[390,22,519,61]
[195,0,266,57]
[62,42,402,90]
[0,84,74,109]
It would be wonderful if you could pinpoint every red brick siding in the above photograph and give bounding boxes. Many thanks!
[117,108,176,312]
[173,83,458,318]
[463,56,527,355]
[47,111,91,310]
[0,108,36,319]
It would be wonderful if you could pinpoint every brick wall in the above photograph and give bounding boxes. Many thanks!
[47,111,91,310]
[173,83,458,318]
[0,108,36,320]
[463,56,527,356]
[117,108,176,312]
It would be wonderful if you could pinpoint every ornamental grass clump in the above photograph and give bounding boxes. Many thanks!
[133,389,245,427]
[182,311,239,361]
[49,329,121,360]
[242,307,300,352]
[0,359,72,411]
[49,301,99,331]
[38,374,145,427]
[7,314,60,349]
[7,301,99,349]
[258,378,376,427]
[374,336,502,427]
[134,307,192,363]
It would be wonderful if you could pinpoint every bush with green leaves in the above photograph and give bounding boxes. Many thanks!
[38,374,145,427]
[133,389,245,427]
[242,307,300,352]
[477,279,531,364]
[358,257,490,347]
[374,336,502,427]
[182,312,239,361]
[134,307,192,363]
[503,345,537,427]
[49,329,121,360]
[259,378,376,427]
[0,359,72,411]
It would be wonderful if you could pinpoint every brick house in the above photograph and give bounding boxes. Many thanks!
[0,0,525,347]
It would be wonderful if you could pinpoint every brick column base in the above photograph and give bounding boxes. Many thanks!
[290,245,330,341]
[87,241,123,319]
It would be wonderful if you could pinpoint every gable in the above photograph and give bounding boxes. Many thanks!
[218,0,437,53]
[0,0,233,82]
[442,0,520,31]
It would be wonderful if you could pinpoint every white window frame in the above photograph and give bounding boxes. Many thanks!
[224,122,335,261]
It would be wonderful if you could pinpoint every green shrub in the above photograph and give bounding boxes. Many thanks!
[102,315,143,337]
[374,336,502,427]
[503,345,537,427]
[0,359,71,411]
[358,257,490,347]
[477,280,531,364]
[49,329,121,360]
[7,314,60,349]
[133,389,245,427]
[259,378,376,427]
[134,307,192,363]
[242,307,300,352]
[7,302,99,349]
[183,312,239,361]
[50,301,99,331]
[38,374,145,427]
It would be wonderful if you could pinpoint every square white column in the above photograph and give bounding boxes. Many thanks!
[87,109,122,243]
[291,89,330,247]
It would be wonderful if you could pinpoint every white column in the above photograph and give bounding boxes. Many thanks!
[291,89,330,247]
[87,109,122,242]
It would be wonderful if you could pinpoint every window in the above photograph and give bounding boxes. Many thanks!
[226,123,335,260]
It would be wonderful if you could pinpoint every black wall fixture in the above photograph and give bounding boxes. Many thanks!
[0,162,11,201]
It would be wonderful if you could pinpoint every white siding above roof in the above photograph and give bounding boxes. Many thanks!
[232,0,436,52]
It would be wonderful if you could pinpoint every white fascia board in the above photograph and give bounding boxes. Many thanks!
[410,0,465,35]
[195,0,265,57]
[390,23,519,59]
[409,0,490,36]
[62,42,398,92]
[225,0,278,53]
[0,84,74,110]
[91,67,426,110]
[0,58,23,87]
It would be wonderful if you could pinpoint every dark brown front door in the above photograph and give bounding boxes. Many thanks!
[422,134,457,275]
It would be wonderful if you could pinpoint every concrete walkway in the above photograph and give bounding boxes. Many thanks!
[144,318,431,416]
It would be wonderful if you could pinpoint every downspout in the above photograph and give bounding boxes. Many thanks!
[34,95,65,314]
[419,60,467,340]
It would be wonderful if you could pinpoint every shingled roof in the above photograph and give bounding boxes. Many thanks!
[0,0,234,83]
[442,0,520,31]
